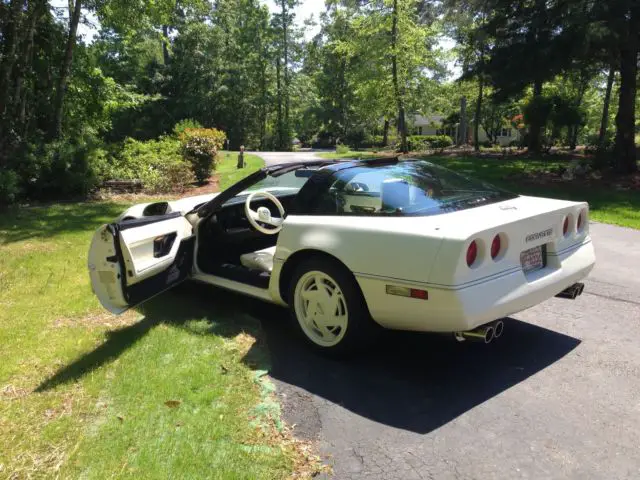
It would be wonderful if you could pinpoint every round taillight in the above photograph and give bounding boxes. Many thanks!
[466,240,478,267]
[577,212,584,231]
[491,235,501,259]
[563,217,569,236]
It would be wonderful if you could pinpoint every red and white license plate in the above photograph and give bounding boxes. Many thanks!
[521,246,545,273]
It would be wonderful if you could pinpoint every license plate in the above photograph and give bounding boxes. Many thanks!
[521,246,545,273]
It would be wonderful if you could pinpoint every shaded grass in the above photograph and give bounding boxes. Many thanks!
[217,152,264,190]
[425,155,640,230]
[0,202,296,478]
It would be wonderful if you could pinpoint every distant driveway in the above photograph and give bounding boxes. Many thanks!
[253,150,326,166]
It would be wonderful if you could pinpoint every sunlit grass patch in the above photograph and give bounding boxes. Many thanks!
[0,201,314,479]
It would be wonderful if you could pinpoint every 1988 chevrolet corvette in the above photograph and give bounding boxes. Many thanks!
[89,157,595,354]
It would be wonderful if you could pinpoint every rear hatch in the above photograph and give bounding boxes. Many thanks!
[427,195,590,287]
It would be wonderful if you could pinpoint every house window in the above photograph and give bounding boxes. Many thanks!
[418,127,423,135]
[501,128,512,137]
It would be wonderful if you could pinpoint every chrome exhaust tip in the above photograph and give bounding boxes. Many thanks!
[455,325,495,344]
[555,283,585,300]
[493,320,504,339]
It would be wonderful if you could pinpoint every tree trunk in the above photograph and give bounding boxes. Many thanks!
[613,9,638,174]
[162,25,171,65]
[275,55,284,150]
[391,0,407,153]
[528,78,543,154]
[258,56,267,150]
[0,0,24,120]
[382,119,390,146]
[459,96,468,146]
[51,0,82,139]
[14,0,44,124]
[281,0,290,151]
[569,126,580,151]
[474,78,483,152]
[597,64,615,152]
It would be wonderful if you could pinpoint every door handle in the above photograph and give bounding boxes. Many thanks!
[153,232,178,258]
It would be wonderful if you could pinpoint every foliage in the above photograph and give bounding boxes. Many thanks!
[407,135,454,151]
[179,128,227,182]
[336,143,351,154]
[0,0,638,205]
[172,118,204,135]
[0,169,20,206]
[105,137,195,193]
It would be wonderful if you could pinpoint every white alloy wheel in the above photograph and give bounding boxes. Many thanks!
[293,270,349,347]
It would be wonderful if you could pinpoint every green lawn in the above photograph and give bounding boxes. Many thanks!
[217,152,264,190]
[425,156,640,230]
[0,201,310,478]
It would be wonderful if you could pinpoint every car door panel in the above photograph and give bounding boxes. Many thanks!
[89,214,194,314]
[119,216,191,284]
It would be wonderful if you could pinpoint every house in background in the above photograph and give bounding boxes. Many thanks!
[409,114,521,146]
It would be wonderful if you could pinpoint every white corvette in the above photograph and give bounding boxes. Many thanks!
[89,157,595,354]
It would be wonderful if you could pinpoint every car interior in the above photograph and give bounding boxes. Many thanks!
[196,191,298,288]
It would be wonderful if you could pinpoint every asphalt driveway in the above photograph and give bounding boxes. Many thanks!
[252,151,640,479]
[255,222,640,480]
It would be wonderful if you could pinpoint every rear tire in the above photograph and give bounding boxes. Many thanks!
[288,257,378,357]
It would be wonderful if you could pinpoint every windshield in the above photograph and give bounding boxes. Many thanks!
[219,168,317,207]
[321,160,517,216]
[244,170,311,194]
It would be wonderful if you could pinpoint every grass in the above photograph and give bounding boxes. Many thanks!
[217,152,264,190]
[425,155,640,230]
[0,201,308,478]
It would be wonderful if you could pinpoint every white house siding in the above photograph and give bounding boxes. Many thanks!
[409,114,520,146]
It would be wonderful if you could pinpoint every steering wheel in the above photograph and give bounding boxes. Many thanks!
[245,191,286,235]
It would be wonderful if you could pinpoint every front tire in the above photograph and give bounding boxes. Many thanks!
[288,257,377,356]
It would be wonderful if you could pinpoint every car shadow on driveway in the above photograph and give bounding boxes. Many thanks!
[36,283,581,437]
[247,300,581,435]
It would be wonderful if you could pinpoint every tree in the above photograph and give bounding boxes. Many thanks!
[51,0,82,139]
[607,0,638,173]
[445,0,494,150]
[597,65,616,153]
[271,0,300,150]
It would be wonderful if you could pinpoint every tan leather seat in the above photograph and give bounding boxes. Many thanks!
[239,246,276,273]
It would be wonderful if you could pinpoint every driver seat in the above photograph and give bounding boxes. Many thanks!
[240,246,277,273]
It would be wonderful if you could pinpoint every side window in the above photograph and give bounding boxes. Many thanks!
[323,171,439,215]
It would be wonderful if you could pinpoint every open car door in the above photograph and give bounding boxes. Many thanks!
[88,212,195,314]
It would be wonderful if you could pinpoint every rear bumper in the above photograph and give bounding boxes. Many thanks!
[357,240,595,333]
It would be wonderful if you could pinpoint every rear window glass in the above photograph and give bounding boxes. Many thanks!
[314,160,517,216]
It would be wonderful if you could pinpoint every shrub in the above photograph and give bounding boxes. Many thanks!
[336,144,350,155]
[18,134,105,200]
[407,135,453,151]
[586,132,614,150]
[0,170,20,206]
[173,119,203,136]
[179,128,227,182]
[105,137,195,193]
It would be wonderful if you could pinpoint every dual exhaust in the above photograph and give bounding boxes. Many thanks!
[555,282,585,300]
[454,283,586,344]
[454,320,504,344]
